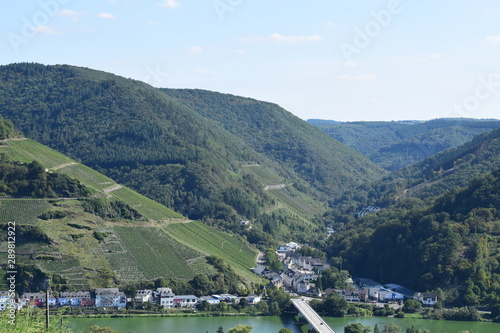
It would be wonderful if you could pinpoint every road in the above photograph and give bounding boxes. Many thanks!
[291,298,335,333]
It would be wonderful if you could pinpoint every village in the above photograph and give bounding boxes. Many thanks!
[0,241,437,313]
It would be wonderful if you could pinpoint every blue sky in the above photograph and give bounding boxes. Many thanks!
[1,0,499,121]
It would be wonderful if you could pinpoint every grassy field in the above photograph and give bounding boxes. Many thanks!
[242,164,284,186]
[266,186,325,217]
[112,187,182,220]
[0,199,51,225]
[165,221,262,284]
[0,139,182,221]
[110,226,213,282]
[0,138,261,288]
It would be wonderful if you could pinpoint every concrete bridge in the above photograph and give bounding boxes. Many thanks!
[291,298,336,333]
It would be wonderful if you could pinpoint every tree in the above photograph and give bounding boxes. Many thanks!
[88,326,119,333]
[218,301,228,313]
[278,329,292,333]
[227,324,253,333]
[406,326,420,333]
[382,323,401,333]
[344,322,372,333]
[403,299,422,313]
[374,324,380,333]
[217,326,224,333]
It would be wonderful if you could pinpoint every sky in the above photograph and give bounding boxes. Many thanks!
[1,0,499,121]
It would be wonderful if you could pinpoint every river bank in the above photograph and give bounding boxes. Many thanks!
[67,315,500,333]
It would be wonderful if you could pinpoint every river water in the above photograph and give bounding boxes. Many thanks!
[68,315,500,333]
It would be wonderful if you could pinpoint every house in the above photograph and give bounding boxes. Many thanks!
[155,288,175,308]
[414,292,438,306]
[342,289,368,302]
[385,284,415,299]
[57,291,93,307]
[356,278,383,299]
[20,292,56,307]
[253,265,266,276]
[246,296,262,305]
[173,295,198,307]
[374,288,404,302]
[296,279,310,294]
[135,290,153,304]
[0,291,11,311]
[306,287,322,297]
[276,242,301,257]
[212,294,238,302]
[94,288,127,308]
[198,296,220,305]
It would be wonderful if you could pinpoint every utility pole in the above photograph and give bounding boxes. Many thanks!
[45,288,50,330]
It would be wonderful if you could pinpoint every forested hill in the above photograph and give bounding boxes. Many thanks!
[0,63,385,244]
[309,118,500,170]
[161,88,384,200]
[328,168,500,306]
[370,127,500,207]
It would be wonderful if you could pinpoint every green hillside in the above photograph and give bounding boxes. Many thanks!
[327,168,500,306]
[371,127,500,206]
[165,221,259,283]
[310,118,500,170]
[0,135,262,292]
[1,138,182,221]
[0,63,385,246]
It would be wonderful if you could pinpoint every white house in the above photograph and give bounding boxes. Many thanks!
[414,292,438,306]
[246,296,262,305]
[155,288,175,308]
[173,295,198,307]
[57,291,93,307]
[0,291,11,311]
[296,279,311,294]
[135,290,153,304]
[95,288,127,308]
[198,296,220,305]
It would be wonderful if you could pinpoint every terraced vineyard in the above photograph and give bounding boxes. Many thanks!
[242,164,284,186]
[0,139,182,221]
[266,187,325,217]
[0,199,51,225]
[109,226,212,282]
[165,221,261,283]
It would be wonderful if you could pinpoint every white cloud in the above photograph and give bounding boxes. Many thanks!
[157,0,180,8]
[343,61,357,67]
[235,49,245,54]
[240,33,322,43]
[33,26,61,34]
[190,46,204,54]
[148,21,162,26]
[485,35,500,44]
[370,99,381,104]
[193,68,217,75]
[97,12,117,19]
[338,74,378,81]
[59,9,86,21]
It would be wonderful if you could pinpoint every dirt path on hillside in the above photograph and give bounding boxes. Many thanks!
[51,162,77,170]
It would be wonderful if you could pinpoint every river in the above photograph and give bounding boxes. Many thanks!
[68,315,500,333]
